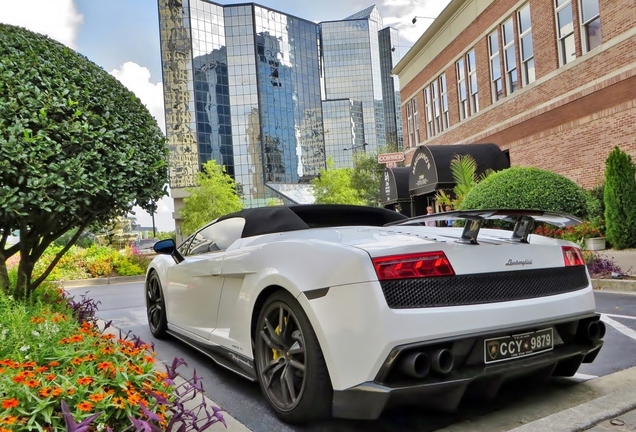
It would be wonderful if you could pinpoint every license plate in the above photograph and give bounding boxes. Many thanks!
[484,328,553,364]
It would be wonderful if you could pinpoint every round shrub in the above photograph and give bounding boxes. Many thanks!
[460,167,589,218]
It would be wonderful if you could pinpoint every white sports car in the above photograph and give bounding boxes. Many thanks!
[145,205,605,423]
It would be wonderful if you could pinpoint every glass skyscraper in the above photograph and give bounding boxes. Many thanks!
[157,0,402,236]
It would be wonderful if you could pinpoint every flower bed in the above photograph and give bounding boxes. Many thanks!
[7,245,152,284]
[0,285,225,431]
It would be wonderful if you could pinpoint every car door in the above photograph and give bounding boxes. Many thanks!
[165,217,245,340]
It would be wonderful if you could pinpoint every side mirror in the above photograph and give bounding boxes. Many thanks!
[153,239,176,255]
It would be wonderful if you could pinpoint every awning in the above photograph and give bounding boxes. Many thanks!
[379,167,411,205]
[409,143,510,196]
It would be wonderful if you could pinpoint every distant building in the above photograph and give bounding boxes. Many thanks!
[393,0,636,189]
[157,0,403,239]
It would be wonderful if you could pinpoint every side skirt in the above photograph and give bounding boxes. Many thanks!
[166,330,258,382]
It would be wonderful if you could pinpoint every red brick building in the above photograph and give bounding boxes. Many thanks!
[393,0,636,190]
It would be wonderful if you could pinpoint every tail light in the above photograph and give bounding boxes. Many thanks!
[372,252,455,281]
[562,246,585,266]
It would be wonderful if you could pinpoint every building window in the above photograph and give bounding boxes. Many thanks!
[466,49,479,114]
[439,74,449,130]
[412,98,420,144]
[424,87,433,138]
[406,101,414,148]
[488,30,503,102]
[580,0,602,52]
[555,0,576,66]
[502,18,518,95]
[423,73,449,139]
[518,4,535,85]
[456,58,468,120]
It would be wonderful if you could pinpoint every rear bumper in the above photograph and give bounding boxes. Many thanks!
[332,314,604,420]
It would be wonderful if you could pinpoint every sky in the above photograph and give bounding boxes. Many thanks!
[1,0,449,232]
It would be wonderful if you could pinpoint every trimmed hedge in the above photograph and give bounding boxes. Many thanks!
[460,167,589,218]
[604,147,636,249]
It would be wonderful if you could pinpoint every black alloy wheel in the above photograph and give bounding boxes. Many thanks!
[255,291,332,423]
[146,271,168,338]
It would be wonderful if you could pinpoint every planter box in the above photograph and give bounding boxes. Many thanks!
[585,237,606,251]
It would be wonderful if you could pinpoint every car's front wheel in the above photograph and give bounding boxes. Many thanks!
[145,271,168,339]
[254,291,332,423]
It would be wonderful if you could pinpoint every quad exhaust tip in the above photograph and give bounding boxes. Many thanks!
[400,352,431,378]
[431,348,454,375]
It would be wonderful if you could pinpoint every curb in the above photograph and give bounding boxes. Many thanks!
[593,279,636,292]
[509,388,636,432]
[96,319,252,431]
[59,275,146,288]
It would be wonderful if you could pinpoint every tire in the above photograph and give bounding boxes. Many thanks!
[254,290,332,423]
[145,271,168,339]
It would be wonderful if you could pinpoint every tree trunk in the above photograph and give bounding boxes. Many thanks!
[0,254,9,293]
[15,254,34,300]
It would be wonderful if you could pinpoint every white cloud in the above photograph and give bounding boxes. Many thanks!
[110,62,166,134]
[0,0,84,48]
[130,192,175,234]
[110,61,174,232]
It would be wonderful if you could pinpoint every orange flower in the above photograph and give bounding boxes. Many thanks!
[21,361,36,369]
[12,374,26,384]
[68,335,83,343]
[48,361,60,367]
[24,379,39,388]
[97,361,113,372]
[51,387,63,397]
[71,358,84,366]
[67,387,76,395]
[88,393,105,403]
[82,354,97,362]
[111,396,126,409]
[36,366,48,373]
[30,317,45,324]
[1,398,18,409]
[101,346,115,355]
[77,401,93,412]
[45,374,56,381]
[0,427,12,432]
[77,376,93,386]
[2,415,18,424]
[39,387,52,397]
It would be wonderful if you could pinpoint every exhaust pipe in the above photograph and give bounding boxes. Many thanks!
[400,352,431,379]
[430,348,454,375]
[578,319,606,342]
[585,320,605,341]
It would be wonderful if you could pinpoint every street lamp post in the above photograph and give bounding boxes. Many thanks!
[343,142,368,152]
[412,15,437,24]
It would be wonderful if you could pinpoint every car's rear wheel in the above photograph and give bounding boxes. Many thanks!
[146,271,168,339]
[254,291,332,423]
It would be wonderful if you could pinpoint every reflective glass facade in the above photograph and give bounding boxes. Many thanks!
[158,1,403,225]
[378,27,404,150]
[320,6,386,152]
[322,99,364,168]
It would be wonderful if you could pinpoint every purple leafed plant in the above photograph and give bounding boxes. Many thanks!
[586,255,624,278]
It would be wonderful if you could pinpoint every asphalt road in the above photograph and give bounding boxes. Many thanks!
[68,282,636,432]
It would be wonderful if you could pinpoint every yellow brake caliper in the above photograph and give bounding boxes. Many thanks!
[272,317,288,360]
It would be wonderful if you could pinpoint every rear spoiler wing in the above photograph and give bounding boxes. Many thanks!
[384,209,582,245]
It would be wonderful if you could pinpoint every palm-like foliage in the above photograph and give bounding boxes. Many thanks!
[435,154,492,208]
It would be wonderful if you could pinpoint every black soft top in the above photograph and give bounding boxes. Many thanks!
[217,204,408,238]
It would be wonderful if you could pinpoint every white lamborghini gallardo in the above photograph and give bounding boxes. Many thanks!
[145,205,605,423]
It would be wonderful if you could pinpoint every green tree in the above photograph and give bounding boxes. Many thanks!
[311,158,365,205]
[351,144,401,206]
[603,147,636,249]
[460,167,589,218]
[156,231,177,241]
[435,154,493,209]
[180,160,243,236]
[0,24,168,298]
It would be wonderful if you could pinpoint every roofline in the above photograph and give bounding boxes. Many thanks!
[199,0,319,26]
[392,0,464,77]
